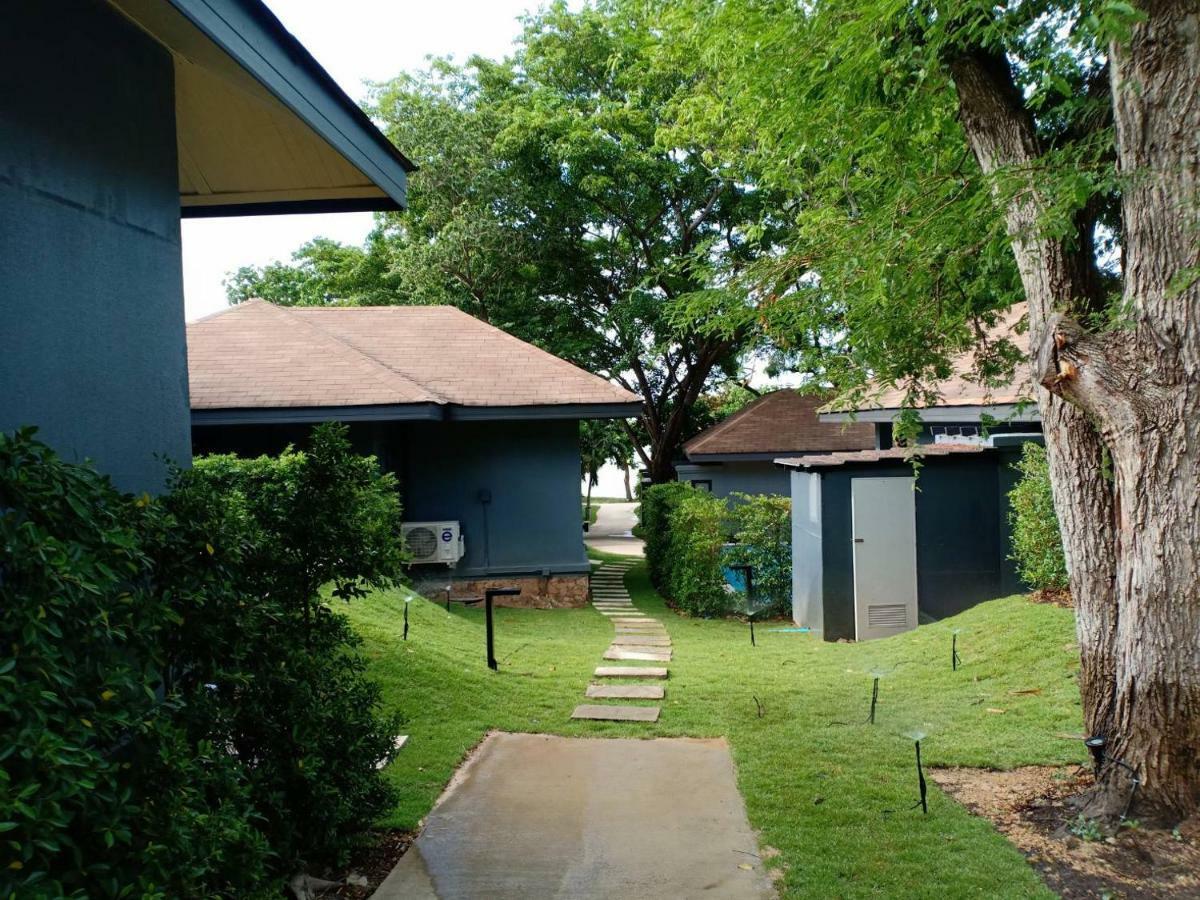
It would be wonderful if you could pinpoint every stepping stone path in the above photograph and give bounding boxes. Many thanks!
[572,559,672,723]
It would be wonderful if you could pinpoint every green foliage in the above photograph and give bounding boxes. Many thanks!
[649,0,1119,410]
[725,494,793,616]
[643,484,792,617]
[225,234,401,306]
[1008,443,1069,592]
[639,482,695,591]
[0,428,267,898]
[0,424,405,897]
[664,490,732,617]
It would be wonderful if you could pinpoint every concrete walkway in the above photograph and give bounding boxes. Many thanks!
[584,501,643,557]
[371,733,774,899]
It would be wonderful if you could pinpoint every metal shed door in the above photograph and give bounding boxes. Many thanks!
[851,477,918,641]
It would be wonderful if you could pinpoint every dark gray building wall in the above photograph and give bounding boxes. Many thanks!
[192,418,589,577]
[676,460,791,499]
[0,0,190,492]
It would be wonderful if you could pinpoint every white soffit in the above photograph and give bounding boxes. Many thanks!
[108,0,408,212]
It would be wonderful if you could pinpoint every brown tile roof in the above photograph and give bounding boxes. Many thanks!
[683,390,876,459]
[776,443,987,469]
[187,300,640,411]
[836,303,1033,412]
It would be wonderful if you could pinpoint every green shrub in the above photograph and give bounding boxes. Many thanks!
[1008,442,1069,591]
[0,423,406,897]
[725,494,792,616]
[665,490,731,617]
[639,482,693,591]
[0,427,267,899]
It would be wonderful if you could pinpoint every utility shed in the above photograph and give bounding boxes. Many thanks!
[777,436,1039,642]
[1,0,414,492]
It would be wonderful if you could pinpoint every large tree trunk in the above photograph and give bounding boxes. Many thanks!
[948,1,1200,818]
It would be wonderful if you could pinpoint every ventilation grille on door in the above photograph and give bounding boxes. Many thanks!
[868,604,908,629]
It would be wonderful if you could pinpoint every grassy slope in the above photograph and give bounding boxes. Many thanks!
[345,565,1082,898]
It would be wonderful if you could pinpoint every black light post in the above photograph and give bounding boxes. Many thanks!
[484,587,521,670]
[952,631,962,671]
[403,596,410,641]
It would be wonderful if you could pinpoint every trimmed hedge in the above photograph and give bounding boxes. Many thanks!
[1,423,405,898]
[640,482,694,591]
[665,490,731,617]
[641,483,792,618]
[725,493,792,616]
[1008,442,1069,592]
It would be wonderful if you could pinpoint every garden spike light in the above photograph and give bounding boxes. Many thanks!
[914,740,928,814]
[403,596,410,641]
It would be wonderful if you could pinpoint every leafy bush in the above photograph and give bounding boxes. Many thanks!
[1008,442,1069,591]
[725,494,792,616]
[0,427,268,898]
[0,423,405,897]
[639,482,694,591]
[664,490,731,617]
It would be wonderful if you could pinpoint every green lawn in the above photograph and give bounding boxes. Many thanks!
[345,563,1082,898]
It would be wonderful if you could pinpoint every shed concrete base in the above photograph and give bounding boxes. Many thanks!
[372,732,774,900]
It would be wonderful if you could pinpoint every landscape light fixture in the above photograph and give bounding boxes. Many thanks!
[403,596,411,641]
[1082,734,1141,816]
[952,630,962,671]
[1085,735,1106,774]
[484,587,521,670]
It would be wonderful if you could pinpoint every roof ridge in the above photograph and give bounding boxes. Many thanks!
[267,303,448,404]
[302,304,637,405]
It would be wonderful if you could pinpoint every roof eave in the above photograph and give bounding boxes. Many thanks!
[164,0,412,209]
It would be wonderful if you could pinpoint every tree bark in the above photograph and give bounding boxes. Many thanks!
[949,10,1200,816]
[948,45,1122,775]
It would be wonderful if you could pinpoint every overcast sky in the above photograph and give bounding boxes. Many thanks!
[180,0,537,322]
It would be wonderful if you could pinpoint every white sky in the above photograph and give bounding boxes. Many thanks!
[181,0,538,321]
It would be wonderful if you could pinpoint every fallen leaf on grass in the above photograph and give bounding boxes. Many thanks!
[986,708,1007,714]
[1009,688,1042,696]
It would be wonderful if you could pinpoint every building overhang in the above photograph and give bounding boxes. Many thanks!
[109,0,413,216]
[819,403,1039,425]
[191,401,644,427]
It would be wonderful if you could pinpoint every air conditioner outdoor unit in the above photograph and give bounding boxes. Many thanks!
[402,521,465,566]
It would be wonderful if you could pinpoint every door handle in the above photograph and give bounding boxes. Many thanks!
[853,538,864,543]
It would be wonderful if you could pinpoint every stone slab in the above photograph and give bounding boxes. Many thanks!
[604,648,672,662]
[570,704,661,722]
[612,635,671,647]
[586,683,665,700]
[594,666,668,679]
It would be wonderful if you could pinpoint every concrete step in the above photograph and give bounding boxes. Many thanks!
[604,648,672,662]
[586,683,665,700]
[594,666,668,679]
[571,704,660,723]
[611,635,671,647]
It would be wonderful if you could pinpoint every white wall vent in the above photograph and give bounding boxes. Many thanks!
[402,521,465,566]
[867,603,908,630]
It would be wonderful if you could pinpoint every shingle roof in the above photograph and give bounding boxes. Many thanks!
[835,303,1033,412]
[187,300,640,411]
[683,390,876,459]
[776,443,987,470]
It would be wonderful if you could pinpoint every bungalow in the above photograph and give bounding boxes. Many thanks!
[780,305,1043,641]
[187,300,642,606]
[2,0,414,492]
[676,391,875,499]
